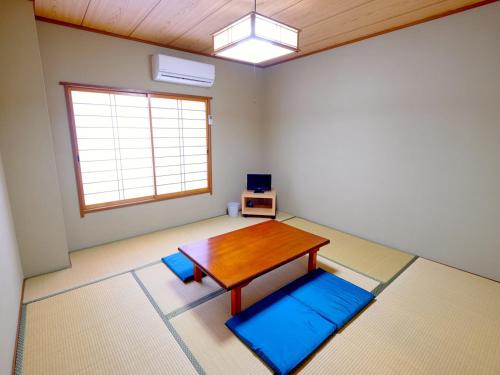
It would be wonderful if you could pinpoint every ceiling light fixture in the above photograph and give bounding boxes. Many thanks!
[212,1,299,64]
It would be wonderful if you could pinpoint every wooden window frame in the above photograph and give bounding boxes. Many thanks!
[62,82,213,217]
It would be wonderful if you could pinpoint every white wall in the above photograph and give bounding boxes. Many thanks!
[0,0,70,277]
[36,22,265,250]
[264,2,500,281]
[0,151,24,375]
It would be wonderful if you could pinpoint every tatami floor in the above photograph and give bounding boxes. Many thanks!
[16,213,500,374]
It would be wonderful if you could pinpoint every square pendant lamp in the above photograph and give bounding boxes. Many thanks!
[213,12,299,64]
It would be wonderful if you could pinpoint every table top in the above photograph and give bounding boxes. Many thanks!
[178,220,330,289]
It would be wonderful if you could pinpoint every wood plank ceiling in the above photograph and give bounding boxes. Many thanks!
[34,0,494,67]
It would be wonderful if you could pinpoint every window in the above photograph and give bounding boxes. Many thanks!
[63,83,212,216]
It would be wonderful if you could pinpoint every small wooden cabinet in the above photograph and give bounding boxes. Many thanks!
[241,190,276,218]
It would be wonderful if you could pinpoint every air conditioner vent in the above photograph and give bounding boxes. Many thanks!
[153,54,215,88]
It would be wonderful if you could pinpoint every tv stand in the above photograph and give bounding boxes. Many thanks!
[241,190,276,218]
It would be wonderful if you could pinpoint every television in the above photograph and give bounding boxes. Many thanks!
[247,174,271,193]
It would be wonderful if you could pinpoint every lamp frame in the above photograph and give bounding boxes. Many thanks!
[212,11,300,57]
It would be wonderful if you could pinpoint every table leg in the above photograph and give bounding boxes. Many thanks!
[308,249,318,272]
[193,264,203,282]
[231,287,242,315]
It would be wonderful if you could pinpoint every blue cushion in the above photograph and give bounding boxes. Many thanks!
[283,268,374,329]
[226,290,336,375]
[161,252,204,282]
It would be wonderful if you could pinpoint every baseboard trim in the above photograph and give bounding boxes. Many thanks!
[11,279,25,375]
[420,256,499,284]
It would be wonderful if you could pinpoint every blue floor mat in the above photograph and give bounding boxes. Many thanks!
[161,252,204,282]
[226,268,374,374]
[283,268,374,328]
[226,290,336,375]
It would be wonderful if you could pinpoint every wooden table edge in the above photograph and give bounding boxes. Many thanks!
[178,238,330,288]
[226,240,329,289]
[178,247,228,289]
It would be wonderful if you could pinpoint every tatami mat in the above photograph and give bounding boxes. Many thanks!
[170,256,379,375]
[298,258,500,374]
[21,273,197,375]
[135,262,222,315]
[19,216,500,375]
[274,211,295,221]
[24,214,295,303]
[286,217,415,282]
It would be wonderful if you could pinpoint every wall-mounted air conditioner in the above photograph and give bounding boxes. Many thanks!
[152,54,215,87]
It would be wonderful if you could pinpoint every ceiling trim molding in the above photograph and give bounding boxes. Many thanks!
[262,0,498,68]
[34,16,261,68]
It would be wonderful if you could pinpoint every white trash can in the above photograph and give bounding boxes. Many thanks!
[227,202,240,217]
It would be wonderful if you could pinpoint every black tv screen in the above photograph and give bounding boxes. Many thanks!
[247,174,271,192]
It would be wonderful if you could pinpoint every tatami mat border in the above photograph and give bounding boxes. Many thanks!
[131,271,206,375]
[317,253,385,284]
[14,304,26,375]
[24,269,131,304]
[317,253,419,297]
[166,288,226,320]
[372,256,419,296]
[293,216,416,257]
[133,259,164,272]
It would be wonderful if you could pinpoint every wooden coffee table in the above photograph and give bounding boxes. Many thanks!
[178,220,330,315]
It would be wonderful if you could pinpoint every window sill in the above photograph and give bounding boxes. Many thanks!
[80,187,212,217]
